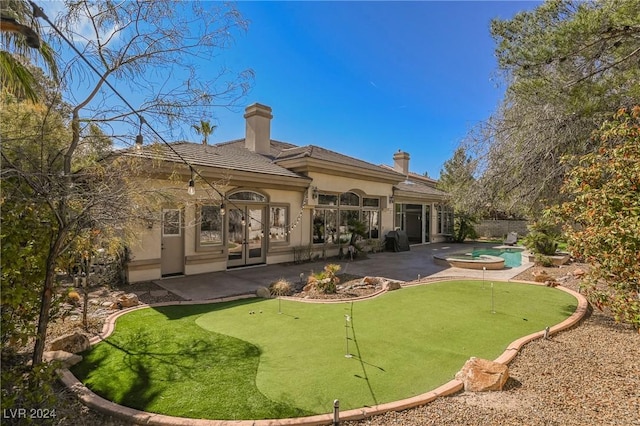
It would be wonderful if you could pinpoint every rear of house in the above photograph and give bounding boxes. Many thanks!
[125,103,451,283]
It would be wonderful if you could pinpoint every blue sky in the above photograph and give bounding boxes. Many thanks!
[204,1,540,178]
[41,1,540,178]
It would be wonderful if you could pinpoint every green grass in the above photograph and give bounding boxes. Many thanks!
[72,281,577,420]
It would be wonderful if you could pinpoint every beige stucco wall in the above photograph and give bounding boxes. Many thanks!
[125,170,440,282]
[307,171,395,239]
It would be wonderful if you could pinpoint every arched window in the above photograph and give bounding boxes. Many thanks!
[228,191,267,202]
[339,192,360,206]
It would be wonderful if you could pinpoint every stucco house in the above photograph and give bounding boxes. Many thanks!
[125,103,451,283]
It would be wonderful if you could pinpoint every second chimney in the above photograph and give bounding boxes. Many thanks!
[244,103,272,155]
[393,150,410,176]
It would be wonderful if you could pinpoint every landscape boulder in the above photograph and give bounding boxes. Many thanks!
[572,268,586,278]
[382,280,402,291]
[111,293,139,309]
[455,357,509,392]
[363,276,382,286]
[43,350,83,368]
[49,332,90,354]
[532,270,551,283]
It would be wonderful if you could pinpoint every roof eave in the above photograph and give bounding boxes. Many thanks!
[275,158,405,184]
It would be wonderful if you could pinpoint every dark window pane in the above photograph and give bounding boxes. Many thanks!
[340,192,360,206]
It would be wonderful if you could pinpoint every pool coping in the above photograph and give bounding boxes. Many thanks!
[57,279,589,426]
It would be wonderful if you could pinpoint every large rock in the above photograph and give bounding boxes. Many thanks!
[572,268,586,278]
[43,350,83,368]
[532,270,551,283]
[49,332,90,354]
[455,357,509,392]
[382,280,402,291]
[111,293,139,309]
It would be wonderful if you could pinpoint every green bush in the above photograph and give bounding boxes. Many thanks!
[452,213,478,243]
[534,253,554,267]
[554,107,640,330]
[1,350,58,425]
[306,264,341,294]
[522,220,559,255]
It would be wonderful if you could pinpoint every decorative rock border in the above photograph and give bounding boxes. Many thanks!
[59,279,588,426]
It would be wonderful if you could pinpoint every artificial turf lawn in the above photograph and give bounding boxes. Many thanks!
[71,280,578,420]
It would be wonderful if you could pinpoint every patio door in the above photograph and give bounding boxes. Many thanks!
[227,206,266,267]
[161,208,184,276]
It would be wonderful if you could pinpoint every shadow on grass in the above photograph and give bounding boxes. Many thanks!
[151,298,264,320]
[72,326,261,413]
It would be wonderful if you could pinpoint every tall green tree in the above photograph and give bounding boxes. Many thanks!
[438,147,479,242]
[438,146,478,213]
[555,107,639,330]
[464,0,640,216]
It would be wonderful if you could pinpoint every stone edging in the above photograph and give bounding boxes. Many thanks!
[59,279,589,426]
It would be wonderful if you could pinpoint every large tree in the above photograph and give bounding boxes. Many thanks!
[438,147,479,242]
[555,107,639,330]
[438,146,478,213]
[2,0,252,366]
[464,0,640,216]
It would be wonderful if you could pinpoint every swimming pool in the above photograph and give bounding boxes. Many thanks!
[471,248,523,268]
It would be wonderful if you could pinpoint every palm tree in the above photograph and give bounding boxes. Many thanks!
[192,119,216,145]
[1,0,58,102]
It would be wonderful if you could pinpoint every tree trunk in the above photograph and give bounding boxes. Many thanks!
[32,234,64,365]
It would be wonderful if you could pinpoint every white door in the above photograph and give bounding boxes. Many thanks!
[161,209,184,276]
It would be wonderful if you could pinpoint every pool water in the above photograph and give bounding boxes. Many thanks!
[472,248,522,268]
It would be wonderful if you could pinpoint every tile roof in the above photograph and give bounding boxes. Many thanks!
[379,165,439,186]
[126,141,303,179]
[276,143,404,176]
[220,139,405,178]
[395,179,448,197]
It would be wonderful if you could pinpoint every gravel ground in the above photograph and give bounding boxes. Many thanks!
[48,264,640,425]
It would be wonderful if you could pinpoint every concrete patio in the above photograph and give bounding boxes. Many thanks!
[154,242,534,300]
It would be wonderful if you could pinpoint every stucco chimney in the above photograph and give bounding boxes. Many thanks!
[393,150,410,176]
[244,103,272,155]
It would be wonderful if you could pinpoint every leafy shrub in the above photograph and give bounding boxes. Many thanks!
[306,264,341,294]
[534,253,554,267]
[1,350,58,425]
[554,107,640,330]
[522,220,559,255]
[452,213,478,243]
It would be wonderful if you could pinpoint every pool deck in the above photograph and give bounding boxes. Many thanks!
[154,242,533,301]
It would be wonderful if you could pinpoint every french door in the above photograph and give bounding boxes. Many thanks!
[227,206,266,267]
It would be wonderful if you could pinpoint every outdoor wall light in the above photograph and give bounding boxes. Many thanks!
[220,203,226,216]
[389,195,395,204]
[311,186,319,199]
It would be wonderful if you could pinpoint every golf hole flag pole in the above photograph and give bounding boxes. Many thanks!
[344,314,352,358]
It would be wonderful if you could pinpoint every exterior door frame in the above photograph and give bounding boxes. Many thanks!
[161,208,184,276]
[226,204,266,268]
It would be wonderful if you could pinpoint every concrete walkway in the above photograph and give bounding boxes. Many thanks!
[154,242,533,300]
